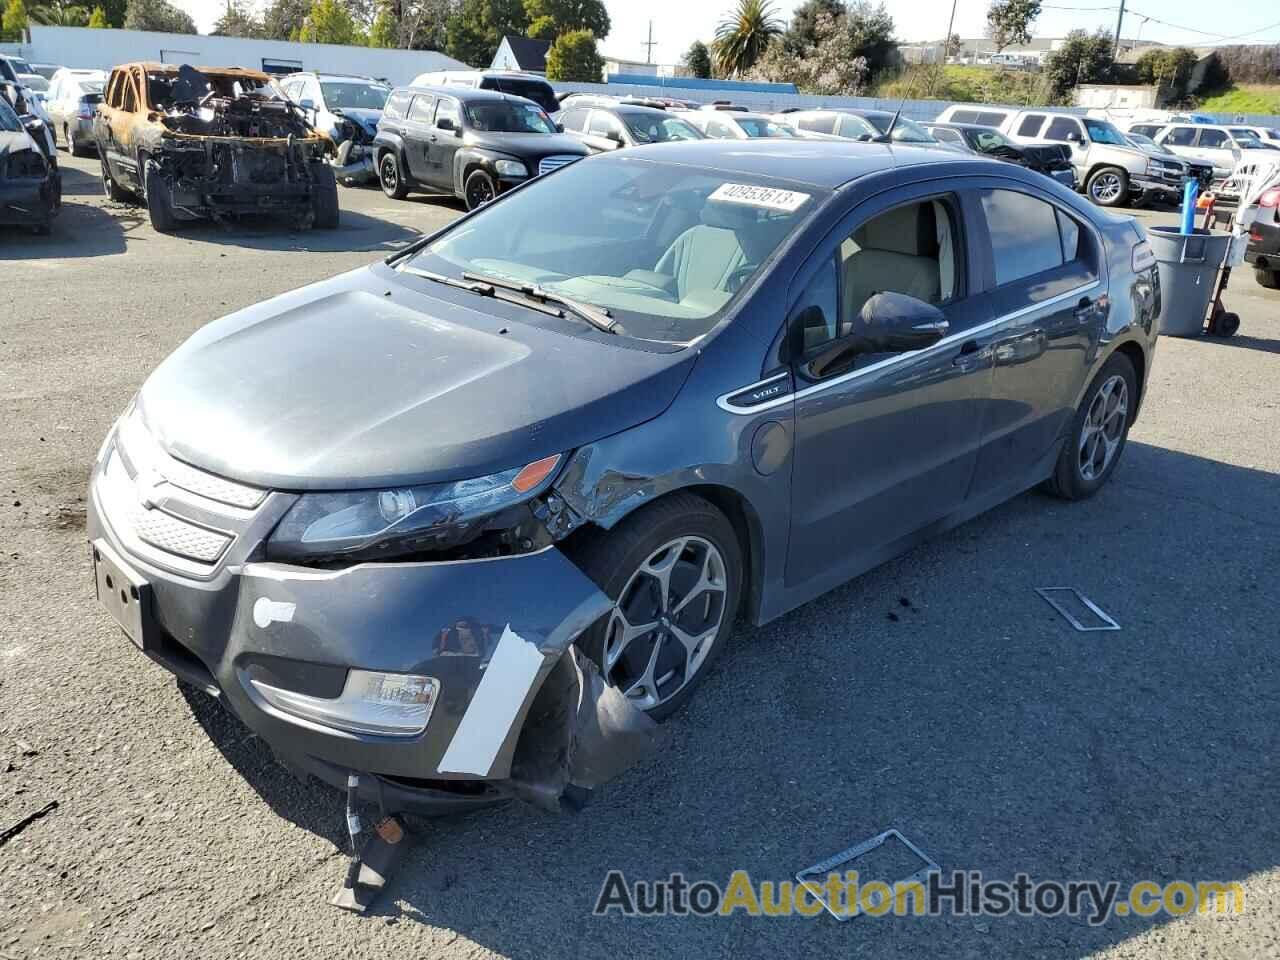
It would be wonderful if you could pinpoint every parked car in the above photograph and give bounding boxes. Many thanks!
[923,122,1077,188]
[557,102,702,153]
[1001,110,1186,207]
[277,71,390,184]
[1145,123,1277,180]
[679,109,798,139]
[1225,124,1280,147]
[935,104,1018,129]
[773,109,878,140]
[0,93,60,234]
[46,68,107,156]
[86,139,1159,816]
[1123,131,1213,192]
[30,63,63,82]
[0,54,53,129]
[411,69,558,115]
[95,63,338,232]
[0,80,55,156]
[374,85,588,209]
[17,73,49,115]
[1244,182,1280,289]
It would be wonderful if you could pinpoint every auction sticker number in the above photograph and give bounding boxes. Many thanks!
[709,183,811,213]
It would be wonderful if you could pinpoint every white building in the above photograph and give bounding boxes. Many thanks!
[20,25,467,87]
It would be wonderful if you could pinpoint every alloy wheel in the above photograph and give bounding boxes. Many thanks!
[603,536,728,711]
[380,155,398,193]
[466,176,495,209]
[1079,374,1128,481]
[1091,172,1123,204]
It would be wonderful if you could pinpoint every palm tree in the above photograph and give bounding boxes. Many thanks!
[713,0,783,78]
[30,0,89,26]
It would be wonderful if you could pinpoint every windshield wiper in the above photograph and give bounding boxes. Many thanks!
[463,272,619,334]
[398,265,566,318]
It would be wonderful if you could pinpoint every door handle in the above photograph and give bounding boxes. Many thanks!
[953,340,993,369]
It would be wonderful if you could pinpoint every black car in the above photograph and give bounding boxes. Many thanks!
[925,122,1077,189]
[556,102,702,154]
[1246,184,1280,288]
[0,92,60,233]
[374,85,589,210]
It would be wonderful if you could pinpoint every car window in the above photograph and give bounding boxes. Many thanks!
[559,107,588,132]
[623,113,700,143]
[1043,117,1082,142]
[482,76,558,114]
[1165,126,1197,146]
[1229,127,1256,140]
[415,158,826,343]
[793,255,841,352]
[799,114,836,134]
[121,73,138,113]
[828,198,960,342]
[1017,114,1045,137]
[588,110,623,138]
[1082,119,1127,145]
[383,90,410,119]
[1057,210,1080,262]
[407,95,433,122]
[981,189,1066,285]
[0,96,21,132]
[434,98,460,129]
[1198,128,1228,148]
[736,117,795,138]
[467,99,554,133]
[932,128,962,142]
[976,111,1009,127]
[1131,124,1164,138]
[320,80,390,110]
[705,118,734,138]
[950,110,979,124]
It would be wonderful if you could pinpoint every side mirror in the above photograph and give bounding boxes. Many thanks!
[555,121,564,133]
[437,116,457,133]
[803,293,948,379]
[298,97,315,110]
[607,129,624,145]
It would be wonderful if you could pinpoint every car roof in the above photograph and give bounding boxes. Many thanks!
[612,104,680,118]
[615,138,962,188]
[285,72,385,83]
[927,122,1000,132]
[401,84,532,105]
[115,62,272,82]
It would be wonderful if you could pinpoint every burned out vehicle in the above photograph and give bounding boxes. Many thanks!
[0,93,60,234]
[94,63,338,232]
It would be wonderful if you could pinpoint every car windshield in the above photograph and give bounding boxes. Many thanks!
[735,117,796,138]
[968,128,1014,150]
[466,99,554,133]
[79,80,105,95]
[20,75,48,92]
[621,113,702,144]
[0,96,21,132]
[320,81,390,110]
[858,113,935,143]
[410,157,824,343]
[1083,118,1128,145]
[1126,133,1157,149]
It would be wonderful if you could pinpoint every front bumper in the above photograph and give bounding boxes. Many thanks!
[1130,172,1191,201]
[0,171,60,225]
[85,423,641,815]
[332,141,375,182]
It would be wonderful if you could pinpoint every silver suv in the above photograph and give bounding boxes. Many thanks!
[1002,110,1188,207]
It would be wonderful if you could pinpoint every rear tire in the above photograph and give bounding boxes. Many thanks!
[144,162,177,233]
[1086,166,1129,208]
[378,151,408,200]
[1043,352,1137,500]
[1255,266,1280,289]
[100,153,130,202]
[569,493,742,722]
[309,162,339,229]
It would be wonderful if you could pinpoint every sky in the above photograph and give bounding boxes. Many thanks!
[173,0,1280,67]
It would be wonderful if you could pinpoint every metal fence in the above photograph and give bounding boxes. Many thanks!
[555,79,1280,128]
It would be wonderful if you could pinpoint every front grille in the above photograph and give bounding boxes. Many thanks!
[116,412,265,509]
[100,451,233,564]
[538,155,579,176]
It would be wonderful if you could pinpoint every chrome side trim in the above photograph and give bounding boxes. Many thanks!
[716,282,1101,415]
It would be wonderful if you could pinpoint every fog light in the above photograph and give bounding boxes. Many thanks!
[246,669,439,737]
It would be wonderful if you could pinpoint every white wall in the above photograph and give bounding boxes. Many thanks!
[27,26,468,87]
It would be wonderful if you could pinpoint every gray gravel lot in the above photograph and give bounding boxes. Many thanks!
[2,154,1277,959]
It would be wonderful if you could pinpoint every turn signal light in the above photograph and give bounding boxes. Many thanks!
[512,454,561,493]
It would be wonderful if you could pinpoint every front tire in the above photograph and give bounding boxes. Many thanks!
[1043,353,1137,500]
[378,151,408,200]
[144,162,177,233]
[571,493,742,721]
[1087,167,1129,208]
[463,169,497,211]
[309,162,339,229]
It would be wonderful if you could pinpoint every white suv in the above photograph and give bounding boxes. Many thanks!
[1137,122,1278,179]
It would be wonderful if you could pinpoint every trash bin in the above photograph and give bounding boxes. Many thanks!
[1146,226,1232,337]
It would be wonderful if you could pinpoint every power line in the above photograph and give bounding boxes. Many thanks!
[1039,3,1280,43]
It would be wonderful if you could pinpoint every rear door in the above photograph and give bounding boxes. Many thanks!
[785,181,996,589]
[966,181,1105,496]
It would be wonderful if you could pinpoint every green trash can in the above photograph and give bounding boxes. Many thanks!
[1146,226,1232,337]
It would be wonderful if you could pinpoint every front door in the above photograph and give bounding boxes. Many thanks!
[786,185,995,589]
[965,184,1104,497]
[401,93,435,184]
[427,96,464,192]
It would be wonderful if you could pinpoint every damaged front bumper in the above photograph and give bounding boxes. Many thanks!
[157,136,326,220]
[86,426,654,816]
[0,169,60,226]
[332,140,375,183]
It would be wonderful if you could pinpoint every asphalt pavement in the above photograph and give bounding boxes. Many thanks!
[1,154,1277,959]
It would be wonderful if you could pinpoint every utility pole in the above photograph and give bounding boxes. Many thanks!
[930,0,960,95]
[643,20,658,65]
[1112,0,1127,59]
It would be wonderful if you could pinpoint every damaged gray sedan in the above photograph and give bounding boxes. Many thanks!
[87,139,1159,817]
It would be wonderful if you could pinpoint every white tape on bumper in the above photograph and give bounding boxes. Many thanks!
[437,624,545,777]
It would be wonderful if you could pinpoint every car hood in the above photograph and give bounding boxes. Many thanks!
[462,130,589,158]
[136,262,695,491]
[0,129,35,158]
[332,106,381,135]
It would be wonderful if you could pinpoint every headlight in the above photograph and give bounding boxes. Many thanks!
[494,159,528,177]
[266,454,561,562]
[6,149,46,179]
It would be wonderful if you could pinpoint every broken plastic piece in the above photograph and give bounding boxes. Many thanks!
[1035,587,1121,632]
[330,814,411,913]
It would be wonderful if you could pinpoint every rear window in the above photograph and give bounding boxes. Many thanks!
[950,110,979,124]
[975,111,1009,127]
[982,189,1068,285]
[1017,114,1045,136]
[799,114,836,134]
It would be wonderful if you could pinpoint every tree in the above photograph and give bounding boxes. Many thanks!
[123,0,196,32]
[781,0,842,55]
[1042,27,1112,101]
[845,1,897,76]
[298,0,364,43]
[544,28,602,81]
[1135,46,1198,98]
[945,32,962,58]
[683,40,712,78]
[367,3,396,45]
[98,0,123,25]
[446,0,528,66]
[262,0,311,39]
[30,0,89,26]
[87,2,105,24]
[524,0,607,42]
[986,0,1040,52]
[713,0,783,78]
[2,0,29,37]
[751,10,867,94]
[212,0,264,37]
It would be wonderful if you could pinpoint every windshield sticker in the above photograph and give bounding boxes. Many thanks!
[709,183,811,213]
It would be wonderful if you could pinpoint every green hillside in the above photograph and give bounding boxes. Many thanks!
[872,65,1062,107]
[1196,84,1280,115]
